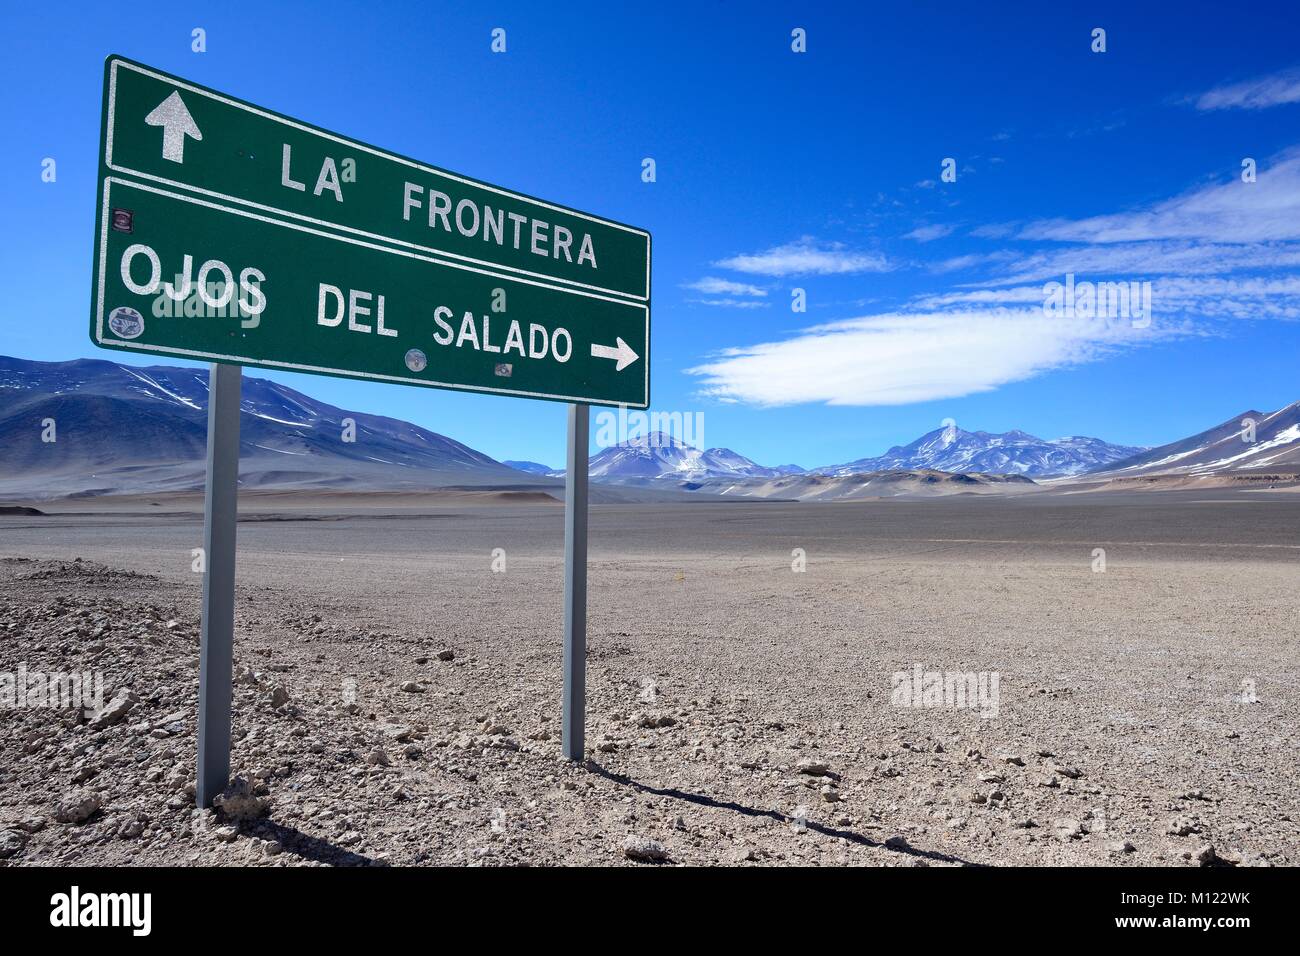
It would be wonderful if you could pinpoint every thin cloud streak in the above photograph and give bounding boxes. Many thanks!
[981,240,1300,286]
[714,237,891,276]
[688,298,771,309]
[1018,149,1300,244]
[1196,67,1300,110]
[920,277,1300,320]
[904,223,956,242]
[682,276,768,296]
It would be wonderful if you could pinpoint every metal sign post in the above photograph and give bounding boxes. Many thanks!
[195,362,242,807]
[562,403,589,761]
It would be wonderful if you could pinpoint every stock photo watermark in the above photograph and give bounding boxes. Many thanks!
[891,665,1000,718]
[1043,274,1152,328]
[593,405,705,449]
[1,665,105,716]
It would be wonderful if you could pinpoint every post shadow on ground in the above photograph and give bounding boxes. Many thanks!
[244,819,386,867]
[587,762,980,867]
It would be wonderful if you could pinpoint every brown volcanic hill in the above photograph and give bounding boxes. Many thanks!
[685,468,1039,501]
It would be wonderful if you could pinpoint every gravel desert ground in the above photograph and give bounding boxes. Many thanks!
[2,489,1297,866]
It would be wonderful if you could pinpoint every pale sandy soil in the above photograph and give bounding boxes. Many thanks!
[1,490,1297,866]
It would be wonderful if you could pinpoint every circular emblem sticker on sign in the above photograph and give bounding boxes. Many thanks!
[107,306,146,340]
[404,349,427,372]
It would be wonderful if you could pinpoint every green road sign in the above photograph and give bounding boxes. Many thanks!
[91,55,650,408]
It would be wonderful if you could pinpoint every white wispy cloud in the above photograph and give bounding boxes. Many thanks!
[1018,149,1300,244]
[681,276,767,296]
[692,147,1300,409]
[1196,67,1300,111]
[913,287,1046,308]
[904,223,956,242]
[969,222,1019,239]
[1137,275,1300,320]
[688,298,771,309]
[688,309,1163,407]
[930,250,1019,273]
[918,277,1300,320]
[984,240,1300,286]
[714,237,891,276]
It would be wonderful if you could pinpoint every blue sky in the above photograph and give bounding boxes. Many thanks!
[3,0,1298,468]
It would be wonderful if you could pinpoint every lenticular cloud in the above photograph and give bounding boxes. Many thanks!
[688,308,1160,407]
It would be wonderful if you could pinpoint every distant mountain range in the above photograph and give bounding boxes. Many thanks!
[580,425,1142,484]
[2,356,1296,501]
[815,425,1143,478]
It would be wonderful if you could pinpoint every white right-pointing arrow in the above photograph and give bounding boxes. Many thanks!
[591,337,639,372]
[145,90,203,164]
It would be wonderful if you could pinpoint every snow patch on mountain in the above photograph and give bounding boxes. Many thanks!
[1089,401,1300,478]
[588,432,797,482]
[818,426,1143,478]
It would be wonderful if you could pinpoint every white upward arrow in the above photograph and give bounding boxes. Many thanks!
[144,90,203,164]
[590,337,639,372]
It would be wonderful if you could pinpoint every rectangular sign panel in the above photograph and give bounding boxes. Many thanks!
[92,55,650,408]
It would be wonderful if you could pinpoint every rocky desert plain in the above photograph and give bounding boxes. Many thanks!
[1,487,1297,867]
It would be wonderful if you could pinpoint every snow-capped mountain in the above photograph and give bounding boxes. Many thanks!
[587,431,798,483]
[0,356,528,498]
[1087,402,1300,478]
[818,425,1144,478]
